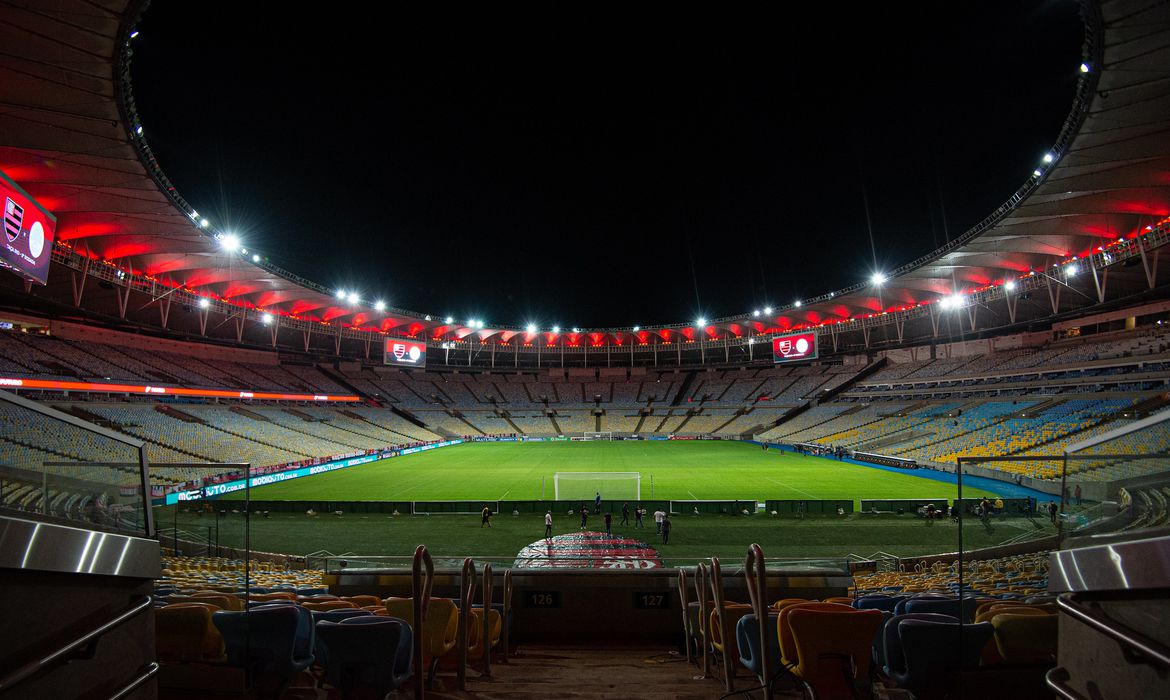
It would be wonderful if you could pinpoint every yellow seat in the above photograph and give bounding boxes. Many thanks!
[156,603,224,662]
[385,597,459,663]
[708,604,755,670]
[302,600,358,612]
[992,612,1058,665]
[788,607,885,699]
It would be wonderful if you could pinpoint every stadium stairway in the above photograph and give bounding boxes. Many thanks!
[501,410,526,435]
[670,371,698,406]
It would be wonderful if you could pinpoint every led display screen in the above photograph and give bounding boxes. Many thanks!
[384,338,426,367]
[1,169,56,285]
[772,331,818,363]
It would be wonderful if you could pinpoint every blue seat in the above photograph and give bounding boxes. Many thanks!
[735,613,780,683]
[246,600,299,609]
[310,609,373,667]
[212,605,315,687]
[315,617,413,696]
[879,613,959,677]
[903,597,979,623]
[297,587,329,596]
[854,595,902,612]
[890,619,995,698]
[892,594,950,616]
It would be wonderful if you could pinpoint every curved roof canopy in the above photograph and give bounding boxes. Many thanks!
[1,0,1169,354]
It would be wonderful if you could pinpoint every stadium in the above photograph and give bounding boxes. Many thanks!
[0,1,1168,698]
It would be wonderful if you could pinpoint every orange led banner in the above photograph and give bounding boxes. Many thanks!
[0,376,361,402]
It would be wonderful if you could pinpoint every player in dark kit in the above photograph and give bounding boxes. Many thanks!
[481,505,492,528]
[620,502,630,526]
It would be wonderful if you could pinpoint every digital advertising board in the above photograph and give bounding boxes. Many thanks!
[772,331,818,363]
[1,168,56,285]
[384,337,427,367]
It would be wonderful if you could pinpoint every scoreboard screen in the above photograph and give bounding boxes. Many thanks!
[772,331,818,363]
[1,169,56,285]
[384,338,427,367]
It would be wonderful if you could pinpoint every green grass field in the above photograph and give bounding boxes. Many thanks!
[223,441,992,504]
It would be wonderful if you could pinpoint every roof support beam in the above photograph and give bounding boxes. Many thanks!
[197,305,208,336]
[302,328,311,352]
[115,283,130,319]
[268,319,278,347]
[233,315,244,344]
[1005,288,1018,325]
[70,255,90,306]
[334,326,342,356]
[929,304,941,338]
[1045,272,1062,315]
[158,295,171,330]
[1138,236,1160,289]
[894,316,905,343]
[1089,262,1108,304]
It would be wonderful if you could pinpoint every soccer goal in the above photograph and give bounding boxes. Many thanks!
[582,431,613,441]
[554,472,640,500]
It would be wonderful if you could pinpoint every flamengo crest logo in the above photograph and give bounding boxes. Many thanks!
[4,197,23,243]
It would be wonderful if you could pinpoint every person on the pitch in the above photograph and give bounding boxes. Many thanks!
[661,514,672,544]
[604,511,612,535]
[579,504,588,529]
[594,491,602,514]
[544,510,553,539]
[481,505,492,528]
[620,501,630,526]
[634,503,645,528]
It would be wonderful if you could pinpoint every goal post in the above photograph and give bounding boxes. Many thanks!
[574,431,613,441]
[553,472,640,501]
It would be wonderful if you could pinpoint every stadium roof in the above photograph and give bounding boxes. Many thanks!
[1,0,1169,355]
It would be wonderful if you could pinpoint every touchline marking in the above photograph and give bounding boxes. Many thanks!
[687,490,699,500]
[763,477,820,500]
[500,489,511,500]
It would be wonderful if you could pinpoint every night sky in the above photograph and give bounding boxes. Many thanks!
[129,2,1084,329]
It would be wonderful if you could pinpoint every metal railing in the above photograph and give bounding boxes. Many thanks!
[0,594,153,693]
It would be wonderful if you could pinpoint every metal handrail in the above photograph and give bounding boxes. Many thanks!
[481,561,493,677]
[708,557,735,693]
[500,568,513,663]
[0,594,153,692]
[411,545,434,699]
[743,543,773,698]
[1057,592,1170,668]
[1045,667,1088,700]
[107,662,160,700]
[457,557,476,690]
[695,561,711,678]
[677,568,692,664]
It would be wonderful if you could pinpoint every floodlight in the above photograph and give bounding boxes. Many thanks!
[198,298,210,309]
[129,30,139,39]
[871,272,887,286]
[337,289,347,299]
[445,316,454,324]
[633,325,640,332]
[572,327,580,333]
[949,293,963,307]
[1043,153,1054,164]
[221,234,240,251]
[261,313,273,324]
[696,318,706,327]
[939,296,952,309]
[1080,62,1090,73]
[477,320,486,329]
[347,292,359,304]
[200,218,210,228]
[552,326,560,333]
[1033,169,1043,177]
[794,300,802,307]
[752,309,760,317]
[375,301,386,311]
[1066,264,1079,277]
[252,254,260,263]
[135,125,143,135]
[524,324,535,333]
[764,306,773,314]
[1005,279,1017,291]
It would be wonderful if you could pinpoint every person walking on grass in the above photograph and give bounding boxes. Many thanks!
[544,510,553,539]
[620,501,630,526]
[654,508,665,534]
[661,514,672,544]
[594,491,602,515]
[604,511,612,535]
[481,505,492,528]
[634,504,645,528]
[579,504,588,530]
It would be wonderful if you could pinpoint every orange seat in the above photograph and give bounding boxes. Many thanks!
[302,600,358,612]
[787,607,885,700]
[822,597,854,606]
[340,594,382,607]
[709,604,755,670]
[166,594,233,611]
[385,597,459,663]
[992,612,1058,665]
[772,597,809,611]
[156,603,224,662]
[247,592,297,602]
[777,602,855,668]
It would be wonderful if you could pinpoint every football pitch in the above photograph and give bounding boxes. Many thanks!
[222,440,994,504]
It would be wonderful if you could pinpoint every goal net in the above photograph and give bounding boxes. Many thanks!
[554,472,640,501]
[581,431,613,441]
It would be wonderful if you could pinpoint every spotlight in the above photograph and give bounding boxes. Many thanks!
[220,234,240,251]
[764,306,773,314]
[696,318,706,327]
[794,300,802,308]
[552,326,560,333]
[252,254,260,263]
[478,320,486,329]
[1043,153,1054,164]
[1033,169,1043,177]
[939,296,952,310]
[753,310,760,317]
[261,313,273,325]
[375,301,386,312]
[633,325,640,332]
[198,298,210,309]
[949,293,963,308]
[347,292,359,304]
[1066,264,1079,277]
[337,289,347,299]
[1005,279,1017,291]
[129,30,139,39]
[871,272,887,286]
[468,319,476,327]
[572,327,580,333]
[200,218,210,228]
[526,324,536,333]
[135,125,143,135]
[1080,62,1090,74]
